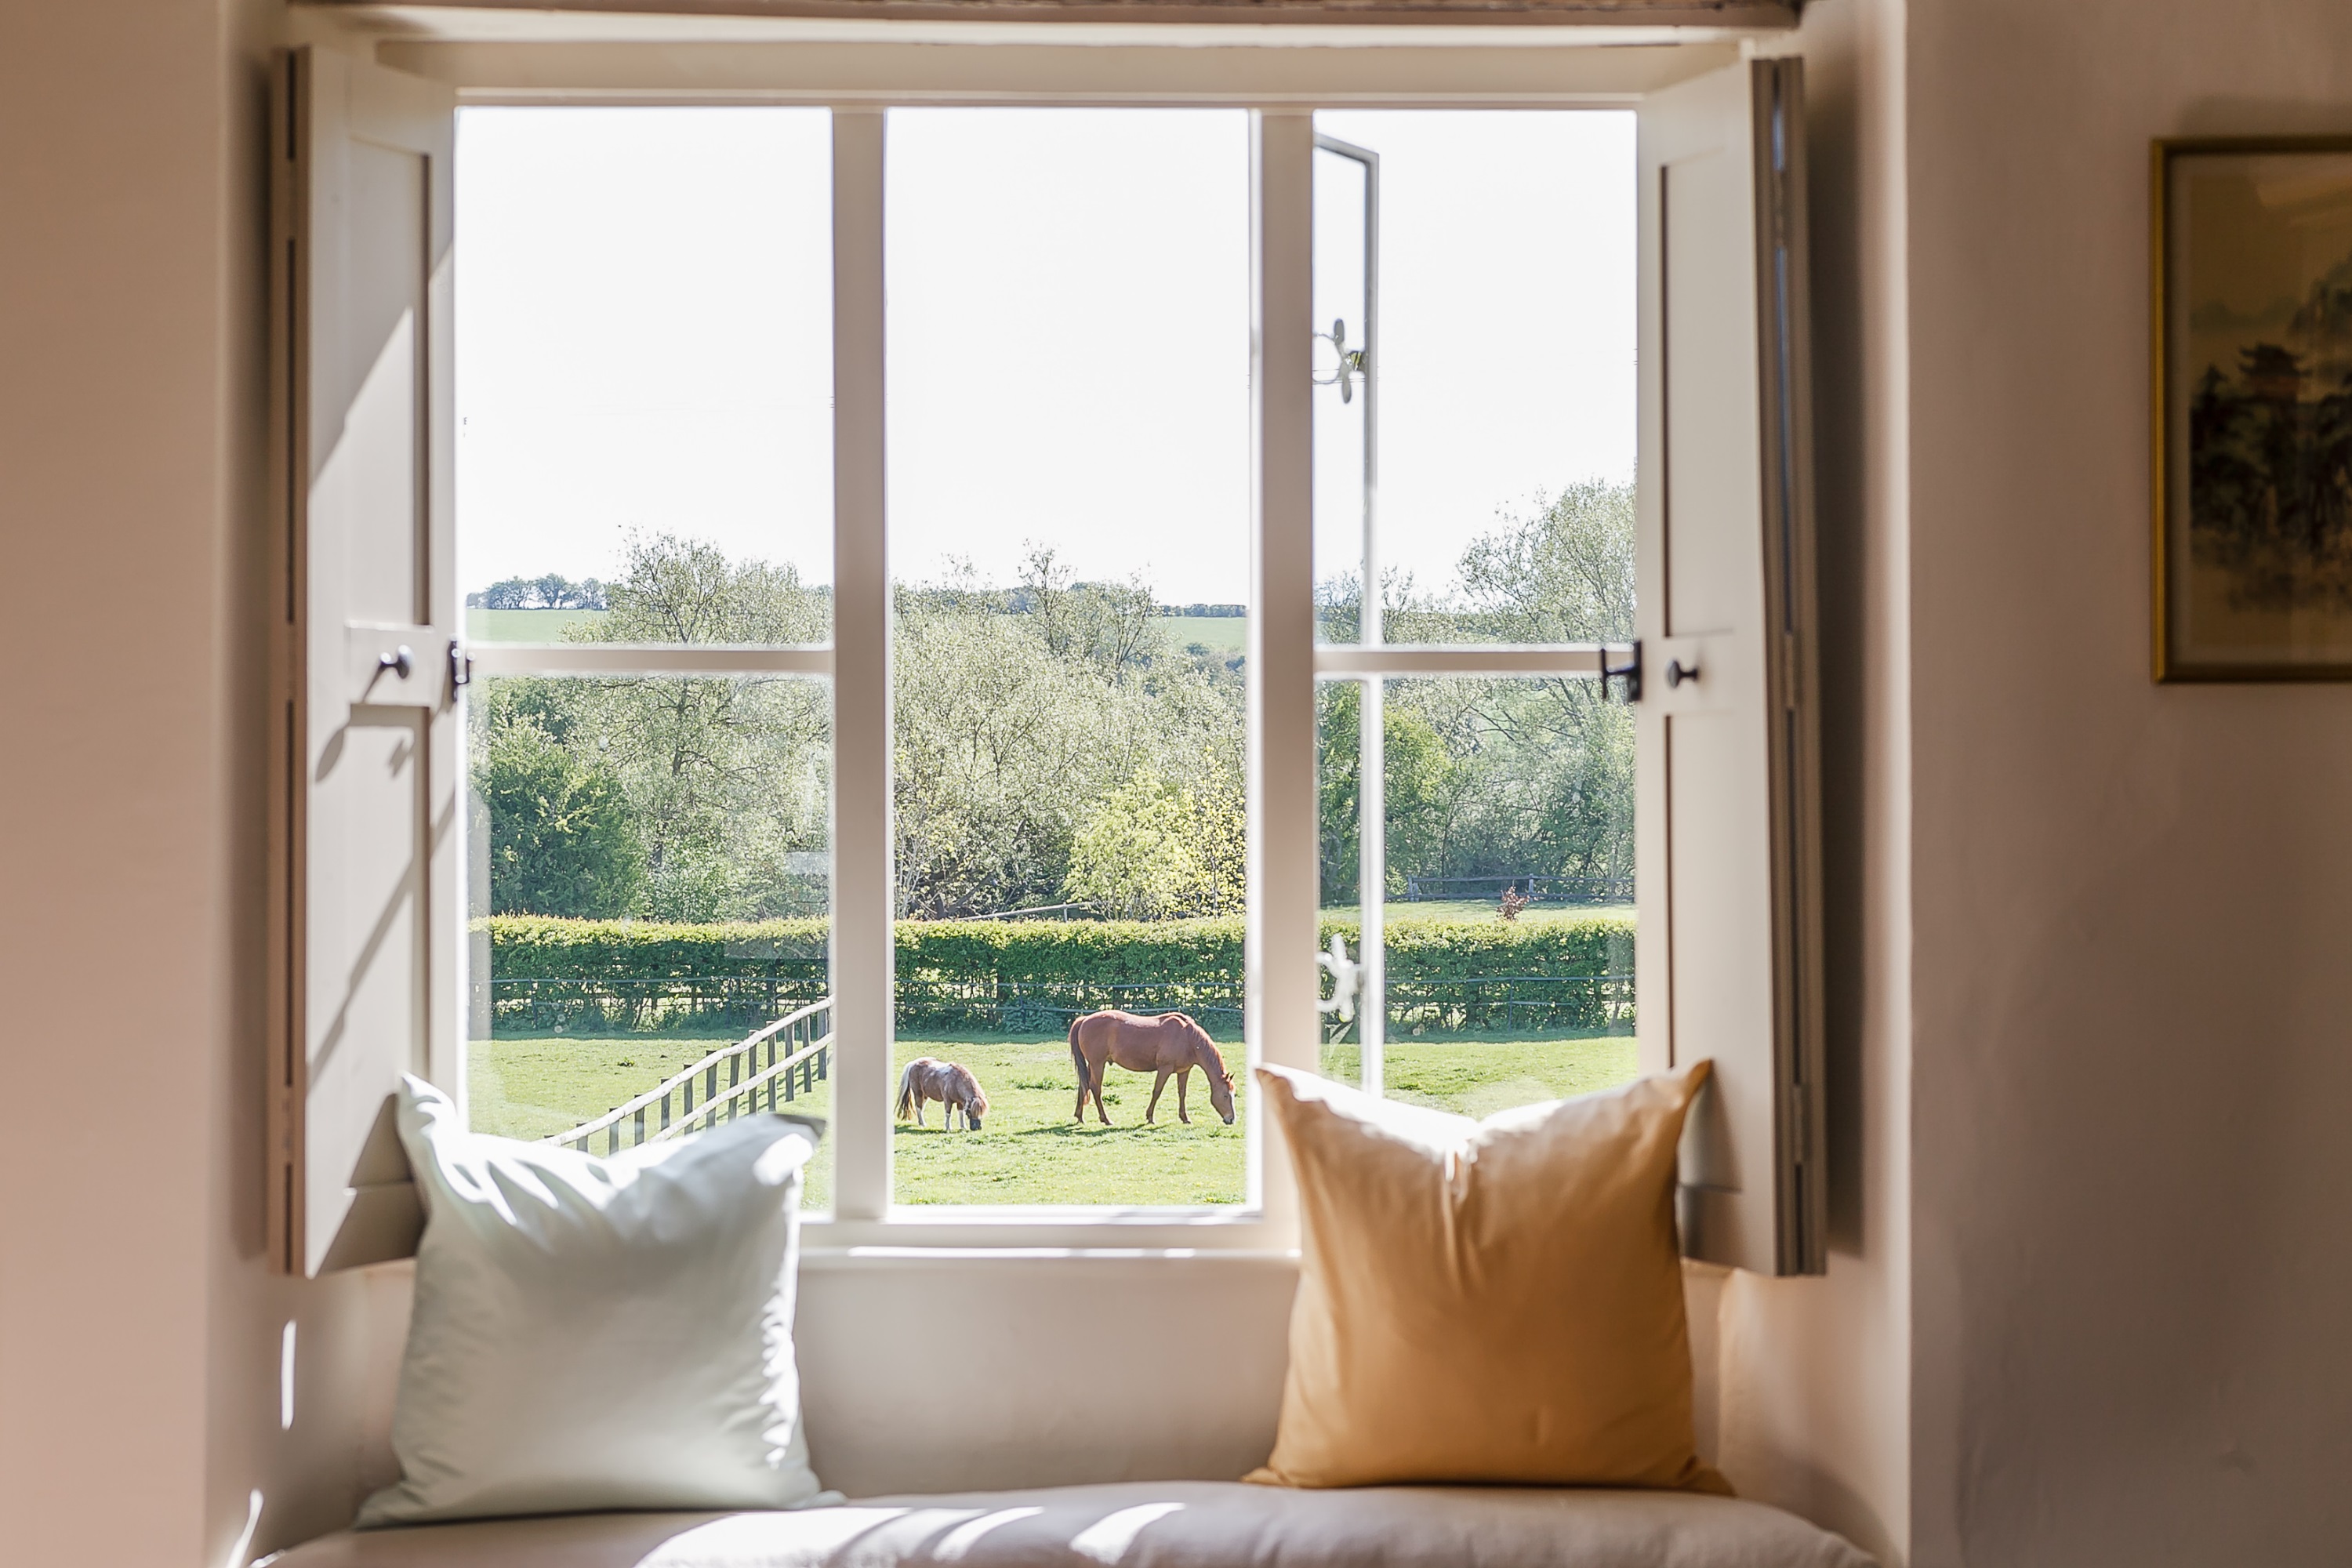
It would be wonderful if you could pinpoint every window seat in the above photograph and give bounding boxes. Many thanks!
[271,1479,1875,1567]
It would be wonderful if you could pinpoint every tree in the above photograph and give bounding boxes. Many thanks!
[470,573,608,610]
[1018,545,1158,673]
[1455,478,1635,642]
[561,533,832,920]
[582,532,825,644]
[1316,482,1637,901]
[1063,767,1244,920]
[475,705,644,918]
[1316,683,1467,904]
[476,483,1639,927]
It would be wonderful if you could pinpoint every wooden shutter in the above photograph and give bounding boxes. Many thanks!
[268,47,457,1277]
[1634,57,1826,1276]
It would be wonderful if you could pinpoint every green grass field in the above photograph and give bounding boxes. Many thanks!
[1318,1033,1639,1121]
[470,1025,1636,1212]
[469,1030,840,1207]
[891,1031,1247,1207]
[466,607,604,642]
[1159,615,1247,655]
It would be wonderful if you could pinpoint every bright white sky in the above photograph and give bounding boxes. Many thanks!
[456,107,1633,608]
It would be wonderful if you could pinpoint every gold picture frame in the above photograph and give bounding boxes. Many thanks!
[2153,135,2352,681]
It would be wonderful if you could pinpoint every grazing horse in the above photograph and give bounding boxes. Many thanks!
[896,1057,990,1131]
[1069,1010,1236,1127]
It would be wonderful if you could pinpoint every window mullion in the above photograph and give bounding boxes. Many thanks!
[1359,676,1385,1097]
[829,106,891,1223]
[1248,110,1318,1231]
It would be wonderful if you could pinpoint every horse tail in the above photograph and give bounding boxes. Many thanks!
[895,1060,916,1120]
[1069,1017,1091,1093]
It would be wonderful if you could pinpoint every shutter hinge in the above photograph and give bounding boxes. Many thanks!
[270,624,294,699]
[448,638,473,693]
[273,1083,297,1156]
[1603,639,1642,704]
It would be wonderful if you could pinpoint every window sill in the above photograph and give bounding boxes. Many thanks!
[800,1208,1296,1254]
[799,1242,1301,1268]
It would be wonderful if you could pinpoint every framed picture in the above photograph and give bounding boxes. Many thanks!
[2153,136,2352,681]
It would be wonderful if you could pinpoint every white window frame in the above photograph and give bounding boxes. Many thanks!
[358,18,1768,1256]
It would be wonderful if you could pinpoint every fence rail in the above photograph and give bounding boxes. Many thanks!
[493,971,827,1036]
[958,901,1101,922]
[1400,875,1633,905]
[545,997,832,1156]
[1375,972,1634,1036]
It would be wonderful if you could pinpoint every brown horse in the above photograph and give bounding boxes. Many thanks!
[1069,1010,1236,1127]
[897,1056,990,1131]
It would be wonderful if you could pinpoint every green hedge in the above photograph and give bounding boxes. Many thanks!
[481,913,1634,1037]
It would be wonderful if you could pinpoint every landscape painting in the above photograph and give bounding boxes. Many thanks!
[2158,140,2352,679]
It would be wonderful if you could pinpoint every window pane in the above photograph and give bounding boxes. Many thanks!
[1313,143,1371,645]
[1315,678,1367,1087]
[885,108,1250,1207]
[1311,111,1635,645]
[456,107,833,644]
[464,673,833,1210]
[1320,675,1636,1119]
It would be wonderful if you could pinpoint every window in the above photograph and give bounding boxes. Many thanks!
[456,107,840,1209]
[1309,111,1641,1123]
[271,41,1823,1274]
[884,108,1251,1207]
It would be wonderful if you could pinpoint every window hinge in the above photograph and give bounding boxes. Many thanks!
[448,638,473,693]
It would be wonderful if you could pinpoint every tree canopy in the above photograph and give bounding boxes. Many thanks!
[474,485,1635,922]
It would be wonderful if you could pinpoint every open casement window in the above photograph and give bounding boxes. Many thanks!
[1635,57,1827,1276]
[267,42,1820,1272]
[268,47,459,1276]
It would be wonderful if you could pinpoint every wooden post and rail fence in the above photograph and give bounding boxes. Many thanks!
[546,996,832,1156]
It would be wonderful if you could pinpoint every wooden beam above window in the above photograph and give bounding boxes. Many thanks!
[323,0,1797,30]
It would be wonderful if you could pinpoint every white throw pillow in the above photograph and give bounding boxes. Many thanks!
[358,1077,834,1526]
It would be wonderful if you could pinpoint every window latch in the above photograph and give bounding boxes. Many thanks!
[1602,640,1642,704]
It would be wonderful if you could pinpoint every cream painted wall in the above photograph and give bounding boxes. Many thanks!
[0,3,420,1564]
[1906,2,2352,1564]
[1,2,266,1564]
[49,3,2352,1566]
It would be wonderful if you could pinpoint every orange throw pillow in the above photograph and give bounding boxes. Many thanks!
[1248,1061,1727,1494]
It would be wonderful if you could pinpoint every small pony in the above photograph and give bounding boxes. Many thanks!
[1069,1010,1236,1127]
[896,1056,989,1131]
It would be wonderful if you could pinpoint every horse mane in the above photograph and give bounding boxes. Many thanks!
[1182,1018,1229,1076]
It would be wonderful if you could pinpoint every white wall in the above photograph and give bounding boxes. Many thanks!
[1905,2,2352,1564]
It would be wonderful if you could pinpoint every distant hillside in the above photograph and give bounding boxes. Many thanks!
[466,608,604,642]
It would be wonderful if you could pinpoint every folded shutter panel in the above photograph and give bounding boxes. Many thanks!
[1635,57,1826,1276]
[269,46,458,1277]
